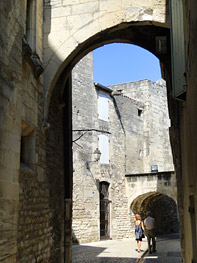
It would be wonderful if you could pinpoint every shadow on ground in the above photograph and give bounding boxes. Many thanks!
[72,245,139,263]
[142,233,182,263]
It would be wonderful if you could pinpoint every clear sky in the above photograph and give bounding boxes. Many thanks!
[93,43,162,86]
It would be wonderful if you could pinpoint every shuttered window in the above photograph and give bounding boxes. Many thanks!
[170,0,187,100]
[98,93,109,121]
[99,134,109,164]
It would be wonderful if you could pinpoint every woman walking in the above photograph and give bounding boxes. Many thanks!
[134,214,145,253]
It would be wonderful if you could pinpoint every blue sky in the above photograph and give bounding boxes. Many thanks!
[93,43,161,86]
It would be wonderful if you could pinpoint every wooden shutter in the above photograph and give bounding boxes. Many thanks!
[170,0,187,100]
[99,134,109,164]
[98,93,109,121]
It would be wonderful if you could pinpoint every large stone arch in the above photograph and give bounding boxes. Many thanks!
[44,1,176,261]
[126,172,177,211]
[131,192,179,235]
[43,0,170,121]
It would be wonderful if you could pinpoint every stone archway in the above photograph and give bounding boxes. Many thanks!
[44,1,176,262]
[44,22,171,120]
[131,192,179,235]
[43,0,170,121]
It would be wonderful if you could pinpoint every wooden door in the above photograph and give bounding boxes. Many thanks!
[100,182,110,240]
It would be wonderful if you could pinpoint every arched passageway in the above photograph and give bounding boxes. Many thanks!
[46,18,173,263]
[131,192,179,235]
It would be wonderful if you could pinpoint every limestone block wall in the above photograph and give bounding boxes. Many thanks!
[126,172,177,207]
[72,53,100,243]
[177,2,197,262]
[72,53,132,243]
[108,95,131,240]
[0,1,59,262]
[0,1,25,262]
[110,79,174,174]
[111,94,144,174]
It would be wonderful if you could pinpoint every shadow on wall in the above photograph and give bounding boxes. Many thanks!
[72,244,140,263]
[72,230,79,245]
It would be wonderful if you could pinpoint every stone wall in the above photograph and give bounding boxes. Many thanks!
[177,1,197,262]
[110,79,174,174]
[72,53,101,243]
[0,0,58,262]
[72,53,131,243]
[0,1,25,262]
[126,172,177,205]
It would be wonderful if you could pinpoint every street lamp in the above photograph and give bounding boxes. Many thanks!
[86,148,101,169]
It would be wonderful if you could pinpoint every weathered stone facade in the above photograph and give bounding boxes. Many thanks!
[72,53,177,244]
[0,1,45,262]
[1,0,197,263]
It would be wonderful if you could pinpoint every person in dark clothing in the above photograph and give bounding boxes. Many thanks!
[134,214,145,253]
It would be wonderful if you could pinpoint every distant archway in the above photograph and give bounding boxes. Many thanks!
[131,192,179,235]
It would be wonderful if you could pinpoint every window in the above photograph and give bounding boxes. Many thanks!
[98,93,109,121]
[170,0,187,100]
[138,109,142,117]
[98,134,109,164]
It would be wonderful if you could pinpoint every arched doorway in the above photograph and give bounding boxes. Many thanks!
[99,181,110,240]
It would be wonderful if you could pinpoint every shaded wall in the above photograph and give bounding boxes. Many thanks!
[177,1,197,262]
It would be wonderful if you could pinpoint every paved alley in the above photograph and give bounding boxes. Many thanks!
[141,233,182,263]
[72,233,181,263]
[72,237,148,263]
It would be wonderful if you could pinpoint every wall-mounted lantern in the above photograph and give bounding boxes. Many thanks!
[86,148,101,169]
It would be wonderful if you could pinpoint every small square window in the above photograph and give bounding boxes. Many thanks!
[138,109,142,117]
